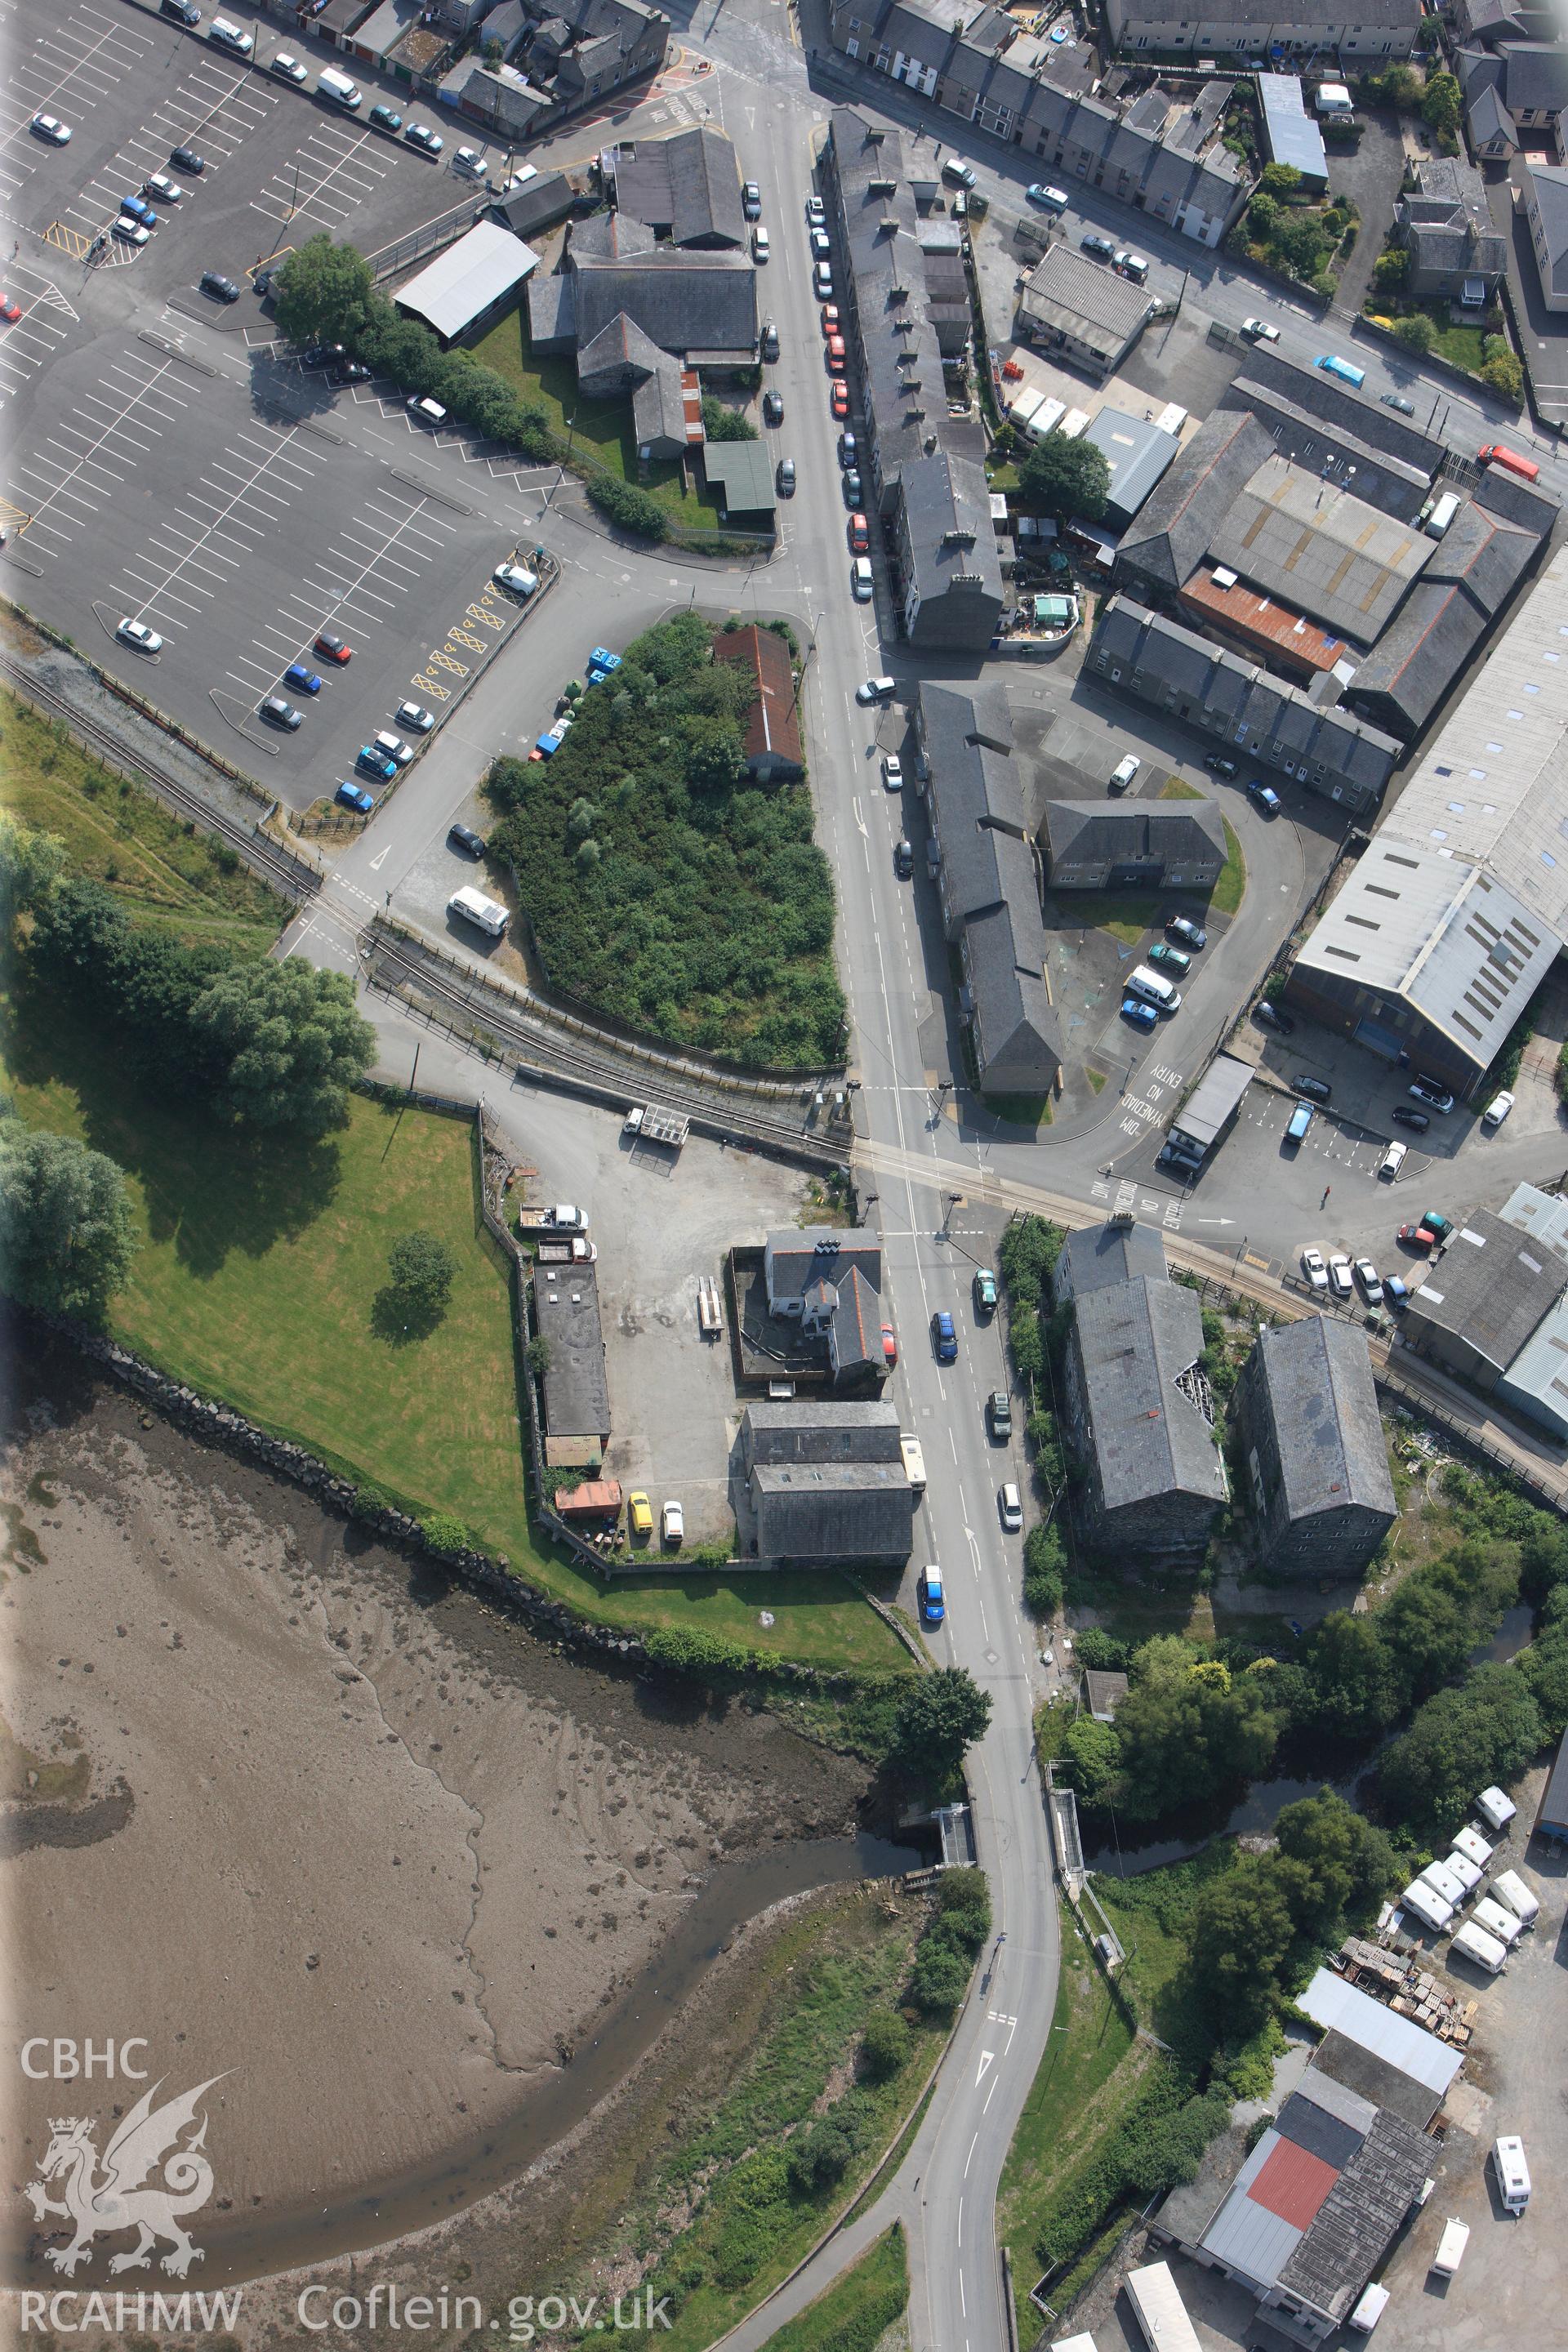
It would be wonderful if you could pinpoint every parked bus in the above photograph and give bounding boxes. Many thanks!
[1478,443,1540,481]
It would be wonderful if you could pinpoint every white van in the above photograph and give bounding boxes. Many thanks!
[1399,1878,1453,1933]
[210,15,254,53]
[1425,491,1460,539]
[318,65,363,109]
[1451,1919,1508,1974]
[901,1433,928,1492]
[1126,964,1181,1013]
[448,885,509,938]
[1492,2135,1530,2213]
[1110,752,1141,792]
[1348,2283,1389,2334]
[1490,1868,1539,1926]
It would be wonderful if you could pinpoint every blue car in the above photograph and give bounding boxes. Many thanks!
[918,1566,946,1626]
[336,781,374,813]
[1248,780,1282,816]
[283,661,322,695]
[931,1310,957,1364]
[356,746,398,782]
[1120,996,1158,1032]
[1285,1100,1314,1143]
[120,193,158,226]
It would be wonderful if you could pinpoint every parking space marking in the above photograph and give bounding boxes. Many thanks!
[251,127,388,231]
[0,4,154,202]
[5,346,184,549]
[110,419,326,634]
[0,264,75,403]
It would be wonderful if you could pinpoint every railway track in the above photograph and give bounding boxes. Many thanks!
[366,922,849,1166]
[0,652,320,904]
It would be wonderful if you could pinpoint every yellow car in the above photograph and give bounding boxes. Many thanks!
[627,1491,653,1538]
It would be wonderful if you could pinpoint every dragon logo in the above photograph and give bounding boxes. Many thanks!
[24,2077,225,2277]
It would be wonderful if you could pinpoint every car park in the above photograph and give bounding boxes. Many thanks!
[1147,941,1189,973]
[742,180,761,218]
[1293,1074,1332,1103]
[453,146,486,177]
[1409,1077,1454,1113]
[208,16,254,52]
[1120,996,1158,1032]
[116,617,161,653]
[356,746,398,782]
[1286,1100,1314,1143]
[121,194,158,226]
[987,1389,1012,1439]
[332,357,372,384]
[849,511,869,553]
[627,1491,653,1537]
[893,837,913,878]
[260,696,302,730]
[494,560,538,596]
[1328,1254,1353,1298]
[273,51,308,81]
[880,1321,898,1366]
[851,554,873,599]
[143,173,183,203]
[776,457,795,496]
[172,145,206,174]
[315,631,352,663]
[448,822,486,856]
[199,269,240,301]
[303,343,345,370]
[999,1482,1023,1532]
[1380,1141,1408,1179]
[373,729,414,767]
[1301,1247,1330,1290]
[763,389,784,425]
[1481,1089,1514,1127]
[1027,183,1069,208]
[1166,915,1206,950]
[31,115,72,144]
[335,781,374,813]
[1253,999,1294,1035]
[1109,753,1141,791]
[113,219,151,246]
[831,381,850,419]
[406,123,443,154]
[858,675,894,703]
[931,1310,957,1363]
[1354,1258,1383,1303]
[1080,230,1116,260]
[1241,317,1280,341]
[283,662,322,695]
[1381,391,1415,415]
[660,1500,684,1546]
[1202,752,1238,777]
[1248,779,1282,814]
[881,751,902,789]
[918,1565,946,1625]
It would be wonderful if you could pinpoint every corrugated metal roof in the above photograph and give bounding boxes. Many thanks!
[395,221,537,341]
[1296,1970,1463,2097]
[1258,74,1328,181]
[1200,2133,1305,2288]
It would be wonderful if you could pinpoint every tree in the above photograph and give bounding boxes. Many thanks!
[0,1121,138,1319]
[861,2007,913,2082]
[0,813,66,927]
[1187,1854,1297,2034]
[587,475,670,540]
[1379,1663,1543,1831]
[684,717,745,793]
[189,960,374,1130]
[1111,1637,1282,1821]
[890,1668,992,1782]
[1018,431,1111,525]
[1258,162,1302,200]
[274,233,376,349]
[1303,1610,1401,1740]
[1272,1789,1396,1940]
[1481,350,1524,403]
[1272,214,1330,278]
[1392,311,1437,353]
[381,1230,458,1339]
[907,1937,972,2013]
[1421,71,1462,135]
[1248,191,1281,240]
[1371,246,1410,293]
[700,395,758,442]
[1060,1713,1120,1807]
[786,2114,858,2194]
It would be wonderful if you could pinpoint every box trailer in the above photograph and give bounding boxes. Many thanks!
[1348,2283,1389,2333]
[1492,2134,1530,2213]
[1475,1785,1517,1831]
[1027,396,1067,443]
[1431,2219,1469,2276]
[696,1273,723,1337]
[1400,1879,1454,1933]
[624,1103,690,1148]
[1125,2264,1202,2352]
[1490,1869,1539,1926]
[1472,1895,1521,1945]
[1451,1920,1508,1974]
[1444,1851,1482,1895]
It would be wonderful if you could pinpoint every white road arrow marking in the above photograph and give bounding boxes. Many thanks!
[368,845,390,871]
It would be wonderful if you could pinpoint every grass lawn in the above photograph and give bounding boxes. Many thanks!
[987,1092,1054,1127]
[1084,1067,1107,1094]
[2,989,904,1673]
[470,310,723,529]
[1160,778,1203,801]
[761,2225,908,2352]
[2,690,284,954]
[1159,781,1246,918]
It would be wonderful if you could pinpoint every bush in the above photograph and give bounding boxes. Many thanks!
[642,1624,760,1681]
[1074,1628,1130,1673]
[786,2114,858,2196]
[1023,1521,1066,1619]
[1481,351,1523,403]
[1392,313,1437,354]
[701,395,758,442]
[421,1512,470,1556]
[1372,247,1410,292]
[906,1938,971,2015]
[1378,1662,1544,1833]
[860,2007,914,2082]
[386,1228,457,1316]
[587,474,670,539]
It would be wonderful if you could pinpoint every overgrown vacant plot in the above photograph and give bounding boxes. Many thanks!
[2,993,900,1671]
[2,690,283,953]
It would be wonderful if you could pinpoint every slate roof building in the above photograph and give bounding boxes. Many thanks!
[1461,39,1568,158]
[713,625,804,778]
[1087,596,1401,815]
[914,682,1061,1097]
[1014,246,1158,378]
[600,126,746,247]
[1217,355,1446,527]
[532,1262,612,1466]
[1084,1668,1130,1721]
[741,1401,914,1566]
[1055,1220,1227,1558]
[1040,798,1227,891]
[1234,1317,1396,1576]
[1103,0,1419,58]
[1345,497,1539,740]
[1401,1201,1568,1392]
[439,0,667,131]
[1396,156,1508,303]
[893,450,1005,650]
[1115,409,1278,608]
[1206,457,1435,645]
[1052,1215,1168,1302]
[1521,158,1568,311]
[764,1229,883,1313]
[1294,1967,1464,2127]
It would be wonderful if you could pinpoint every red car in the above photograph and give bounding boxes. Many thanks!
[1396,1221,1437,1250]
[831,381,849,418]
[0,292,20,323]
[314,630,352,663]
[826,333,846,372]
[820,303,840,336]
[880,1322,898,1367]
[848,510,869,553]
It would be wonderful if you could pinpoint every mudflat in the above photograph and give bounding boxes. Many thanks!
[2,1334,872,2281]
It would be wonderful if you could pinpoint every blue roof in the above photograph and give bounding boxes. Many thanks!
[1258,75,1329,183]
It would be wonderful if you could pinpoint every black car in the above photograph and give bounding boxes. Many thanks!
[763,389,783,425]
[837,430,858,469]
[448,822,486,857]
[302,343,345,369]
[172,145,207,175]
[1292,1074,1332,1103]
[199,269,240,302]
[1392,1105,1430,1133]
[1253,1000,1294,1036]
[1080,231,1116,261]
[843,470,862,506]
[1203,753,1238,779]
[893,837,913,878]
[1381,391,1416,416]
[332,359,372,385]
[161,0,201,20]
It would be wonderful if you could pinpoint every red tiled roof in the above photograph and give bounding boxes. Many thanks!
[712,623,803,771]
[1248,2138,1339,2230]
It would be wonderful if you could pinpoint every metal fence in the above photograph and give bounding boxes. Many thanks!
[368,199,488,284]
